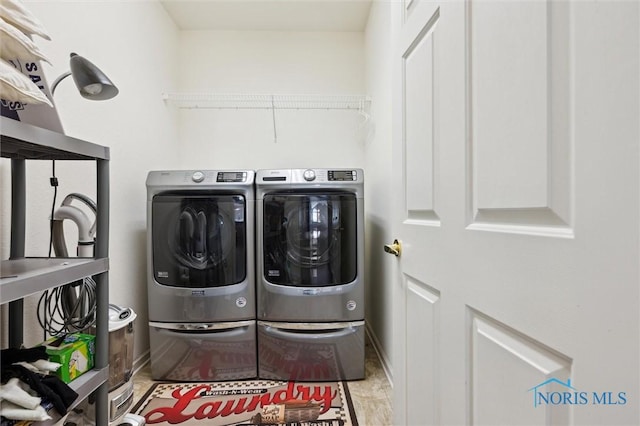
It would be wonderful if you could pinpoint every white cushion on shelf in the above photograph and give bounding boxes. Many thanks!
[0,58,52,106]
[0,0,50,40]
[0,17,50,64]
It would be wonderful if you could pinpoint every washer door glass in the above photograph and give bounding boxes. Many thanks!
[263,192,357,286]
[152,192,246,287]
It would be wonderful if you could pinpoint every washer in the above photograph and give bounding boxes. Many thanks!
[146,170,256,380]
[256,168,365,381]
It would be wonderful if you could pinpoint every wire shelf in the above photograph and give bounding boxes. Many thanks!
[162,92,371,111]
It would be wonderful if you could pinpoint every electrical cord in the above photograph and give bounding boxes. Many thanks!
[42,162,98,338]
[48,160,58,257]
[43,159,59,340]
[37,276,97,337]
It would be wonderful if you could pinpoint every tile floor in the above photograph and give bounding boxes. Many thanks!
[131,335,392,425]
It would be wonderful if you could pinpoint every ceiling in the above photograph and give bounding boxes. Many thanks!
[159,0,373,32]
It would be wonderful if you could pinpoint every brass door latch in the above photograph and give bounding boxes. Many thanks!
[384,239,401,257]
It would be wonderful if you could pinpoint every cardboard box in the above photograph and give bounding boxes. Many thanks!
[44,333,95,383]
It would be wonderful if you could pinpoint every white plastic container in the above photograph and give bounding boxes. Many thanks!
[107,304,136,390]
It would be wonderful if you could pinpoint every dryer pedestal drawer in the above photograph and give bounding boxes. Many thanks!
[257,320,365,381]
[149,320,257,381]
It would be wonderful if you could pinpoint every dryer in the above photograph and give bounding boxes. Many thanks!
[146,170,256,381]
[256,168,365,381]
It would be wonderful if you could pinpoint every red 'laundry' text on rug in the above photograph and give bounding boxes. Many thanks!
[131,380,359,426]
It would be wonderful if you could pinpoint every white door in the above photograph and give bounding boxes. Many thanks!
[391,1,639,425]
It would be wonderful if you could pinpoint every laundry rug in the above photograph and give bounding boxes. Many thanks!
[131,380,359,426]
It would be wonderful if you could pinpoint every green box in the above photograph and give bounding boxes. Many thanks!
[44,333,95,383]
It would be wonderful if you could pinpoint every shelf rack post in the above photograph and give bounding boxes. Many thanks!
[94,159,110,425]
[9,158,26,348]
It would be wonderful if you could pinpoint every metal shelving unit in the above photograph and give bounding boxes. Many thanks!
[0,116,110,425]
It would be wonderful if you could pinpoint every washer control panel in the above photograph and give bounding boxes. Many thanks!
[191,171,205,182]
[149,170,254,187]
[328,170,357,181]
[186,171,247,183]
[258,169,362,184]
[216,171,247,183]
[303,169,316,181]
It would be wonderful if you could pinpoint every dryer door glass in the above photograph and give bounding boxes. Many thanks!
[263,192,357,286]
[152,192,246,287]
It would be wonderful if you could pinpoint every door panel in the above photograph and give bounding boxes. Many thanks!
[403,9,439,220]
[469,309,572,425]
[406,278,440,425]
[392,1,639,425]
[469,0,572,234]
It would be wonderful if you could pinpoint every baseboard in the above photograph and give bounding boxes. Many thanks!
[365,324,393,388]
[132,349,150,376]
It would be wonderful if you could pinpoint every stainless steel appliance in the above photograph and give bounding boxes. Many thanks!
[256,168,365,381]
[146,170,256,380]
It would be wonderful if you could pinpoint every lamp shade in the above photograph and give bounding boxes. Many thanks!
[69,52,118,100]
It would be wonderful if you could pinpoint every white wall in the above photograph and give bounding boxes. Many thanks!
[363,0,394,377]
[173,30,367,169]
[1,1,396,381]
[0,1,180,356]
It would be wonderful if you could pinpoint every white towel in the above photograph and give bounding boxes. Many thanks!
[0,377,41,410]
[32,359,62,373]
[0,400,51,421]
